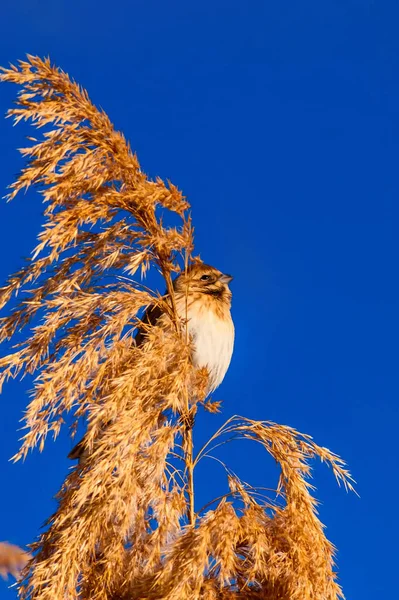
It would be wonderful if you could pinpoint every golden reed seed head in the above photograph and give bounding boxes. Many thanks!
[0,56,354,600]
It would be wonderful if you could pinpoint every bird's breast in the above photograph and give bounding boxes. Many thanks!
[183,302,234,394]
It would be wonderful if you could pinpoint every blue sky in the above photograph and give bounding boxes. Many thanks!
[0,1,398,597]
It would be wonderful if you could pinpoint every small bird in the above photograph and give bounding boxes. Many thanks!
[68,263,234,461]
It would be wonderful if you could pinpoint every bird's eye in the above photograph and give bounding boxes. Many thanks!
[200,274,211,281]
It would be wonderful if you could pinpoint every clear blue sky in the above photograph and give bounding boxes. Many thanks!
[0,1,397,598]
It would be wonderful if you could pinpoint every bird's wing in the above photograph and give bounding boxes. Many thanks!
[134,302,164,346]
[68,301,164,462]
[67,437,88,461]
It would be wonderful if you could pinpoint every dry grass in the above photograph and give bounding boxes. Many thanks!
[0,542,31,580]
[0,56,355,600]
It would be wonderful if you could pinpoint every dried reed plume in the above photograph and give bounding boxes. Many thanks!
[0,542,31,580]
[0,56,354,600]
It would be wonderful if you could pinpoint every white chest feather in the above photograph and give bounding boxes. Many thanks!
[182,303,234,394]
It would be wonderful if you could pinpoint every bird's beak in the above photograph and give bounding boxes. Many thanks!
[219,273,233,284]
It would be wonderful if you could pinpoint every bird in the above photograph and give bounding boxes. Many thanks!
[68,263,234,462]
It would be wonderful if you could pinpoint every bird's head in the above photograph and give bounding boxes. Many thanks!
[173,263,233,303]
